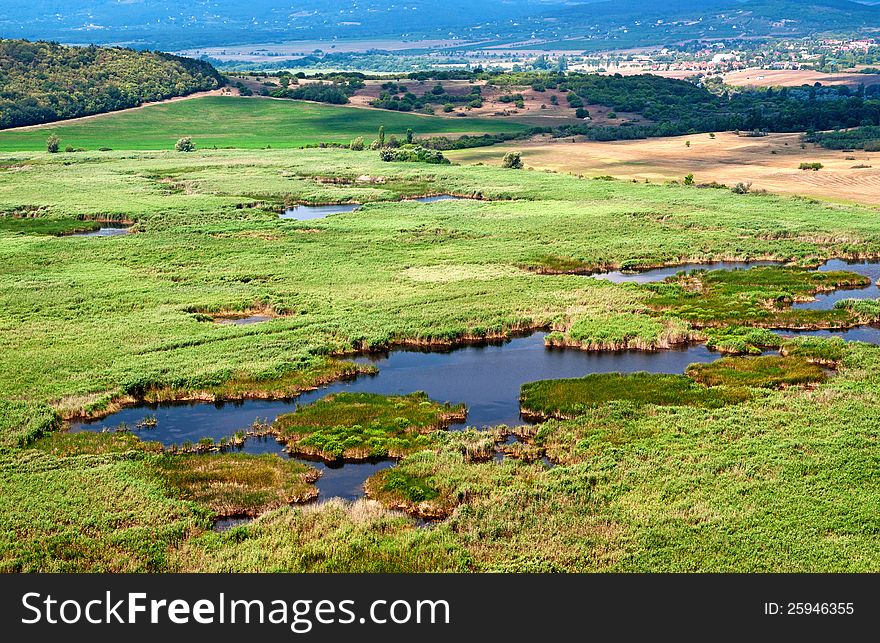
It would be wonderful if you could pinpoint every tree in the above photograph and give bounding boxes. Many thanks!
[575,107,589,119]
[46,135,60,153]
[175,137,195,152]
[406,128,414,144]
[684,173,694,185]
[501,151,523,169]
[378,125,385,148]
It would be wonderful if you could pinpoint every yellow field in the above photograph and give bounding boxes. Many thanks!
[447,131,880,206]
[723,68,880,88]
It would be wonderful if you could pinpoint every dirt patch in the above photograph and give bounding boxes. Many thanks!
[724,68,880,89]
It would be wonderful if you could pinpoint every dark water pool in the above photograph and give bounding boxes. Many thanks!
[70,333,725,501]
[279,196,476,221]
[280,204,361,220]
[71,334,723,439]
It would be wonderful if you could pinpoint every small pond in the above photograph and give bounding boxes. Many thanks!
[70,333,727,501]
[590,260,781,284]
[71,223,132,237]
[279,196,478,220]
[215,315,273,326]
[279,204,360,220]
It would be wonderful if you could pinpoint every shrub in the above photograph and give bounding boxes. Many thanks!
[349,136,365,151]
[501,151,523,169]
[684,173,694,186]
[378,146,449,165]
[798,162,823,171]
[46,135,60,153]
[175,137,195,152]
[731,181,752,194]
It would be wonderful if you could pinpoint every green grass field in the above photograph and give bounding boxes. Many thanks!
[0,96,526,152]
[1,144,880,572]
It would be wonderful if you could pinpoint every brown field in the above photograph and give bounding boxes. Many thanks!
[723,68,880,88]
[446,131,880,206]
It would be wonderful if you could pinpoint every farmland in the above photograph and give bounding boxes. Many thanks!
[447,131,880,206]
[0,95,526,152]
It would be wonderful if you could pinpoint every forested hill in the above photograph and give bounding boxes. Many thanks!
[0,40,224,130]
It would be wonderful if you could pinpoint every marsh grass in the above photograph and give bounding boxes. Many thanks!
[686,355,826,388]
[704,325,784,355]
[3,146,880,572]
[780,336,848,365]
[520,372,751,420]
[274,392,466,461]
[152,453,319,517]
[30,430,162,457]
[648,266,874,328]
[139,360,375,404]
[0,400,59,449]
[551,313,695,350]
[173,499,473,573]
[0,217,101,236]
[364,449,545,519]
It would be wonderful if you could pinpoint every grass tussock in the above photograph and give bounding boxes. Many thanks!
[520,372,751,420]
[274,392,466,461]
[686,355,826,388]
[548,313,695,351]
[30,430,163,457]
[704,325,784,355]
[780,336,848,365]
[173,499,473,573]
[365,449,545,519]
[648,266,874,329]
[152,453,319,518]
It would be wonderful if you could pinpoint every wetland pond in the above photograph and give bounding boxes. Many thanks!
[70,223,132,237]
[70,259,880,505]
[70,334,726,502]
[279,195,479,220]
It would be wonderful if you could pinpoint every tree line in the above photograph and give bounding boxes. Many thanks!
[0,39,224,129]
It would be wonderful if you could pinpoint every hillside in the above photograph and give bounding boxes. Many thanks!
[0,40,223,130]
[0,96,527,151]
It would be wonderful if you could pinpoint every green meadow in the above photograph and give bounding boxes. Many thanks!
[1,142,879,572]
[0,96,526,152]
